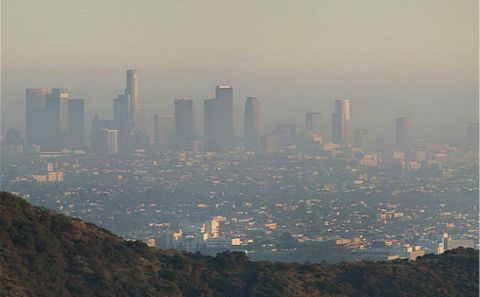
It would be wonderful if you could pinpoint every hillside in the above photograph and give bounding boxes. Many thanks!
[0,191,478,297]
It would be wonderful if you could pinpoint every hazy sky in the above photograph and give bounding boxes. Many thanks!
[2,0,478,140]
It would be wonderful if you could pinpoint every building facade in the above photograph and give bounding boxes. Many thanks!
[68,98,85,149]
[331,99,350,145]
[204,85,234,151]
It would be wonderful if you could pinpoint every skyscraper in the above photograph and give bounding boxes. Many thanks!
[204,85,234,151]
[125,69,142,128]
[91,115,117,156]
[68,98,85,149]
[331,99,350,145]
[26,88,49,149]
[113,94,131,153]
[215,85,234,151]
[396,118,412,152]
[92,129,118,156]
[105,129,119,155]
[305,112,322,134]
[244,97,261,151]
[26,88,83,152]
[45,88,69,151]
[175,99,194,151]
[111,69,148,154]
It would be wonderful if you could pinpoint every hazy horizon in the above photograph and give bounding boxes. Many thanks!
[2,0,478,141]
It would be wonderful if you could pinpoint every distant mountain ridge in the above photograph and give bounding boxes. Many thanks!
[0,191,478,297]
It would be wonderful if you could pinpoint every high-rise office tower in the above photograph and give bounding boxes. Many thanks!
[45,88,69,151]
[26,88,83,152]
[68,98,85,149]
[105,129,118,155]
[466,122,479,150]
[305,112,322,134]
[91,115,117,156]
[203,85,234,151]
[331,99,350,145]
[215,85,234,151]
[396,118,412,152]
[175,99,194,151]
[125,69,142,128]
[111,69,147,154]
[244,97,261,151]
[26,88,49,149]
[113,94,131,153]
[113,94,131,127]
[92,129,118,156]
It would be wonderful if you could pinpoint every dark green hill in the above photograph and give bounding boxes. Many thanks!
[0,192,478,297]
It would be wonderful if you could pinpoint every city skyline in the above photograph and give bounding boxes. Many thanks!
[2,0,477,140]
[0,1,478,295]
[17,68,480,155]
[7,72,478,142]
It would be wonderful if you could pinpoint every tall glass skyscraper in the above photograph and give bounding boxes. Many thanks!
[45,88,69,151]
[112,69,147,153]
[125,69,142,129]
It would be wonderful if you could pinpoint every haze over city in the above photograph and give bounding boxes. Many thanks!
[0,1,479,296]
[2,0,478,139]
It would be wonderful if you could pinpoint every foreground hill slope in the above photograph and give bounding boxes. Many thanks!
[0,192,478,297]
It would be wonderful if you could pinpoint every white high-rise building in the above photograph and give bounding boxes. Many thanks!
[125,69,142,128]
[331,99,350,146]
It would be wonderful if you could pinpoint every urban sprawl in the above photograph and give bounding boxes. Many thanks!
[1,69,478,263]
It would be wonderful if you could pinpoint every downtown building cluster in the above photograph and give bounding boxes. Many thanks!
[2,69,478,161]
[2,67,478,260]
[25,88,84,152]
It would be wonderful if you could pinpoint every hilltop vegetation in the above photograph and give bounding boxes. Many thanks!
[0,192,478,297]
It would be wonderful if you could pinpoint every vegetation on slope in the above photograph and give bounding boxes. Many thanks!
[0,192,478,297]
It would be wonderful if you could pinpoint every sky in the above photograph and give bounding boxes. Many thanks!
[1,0,478,141]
